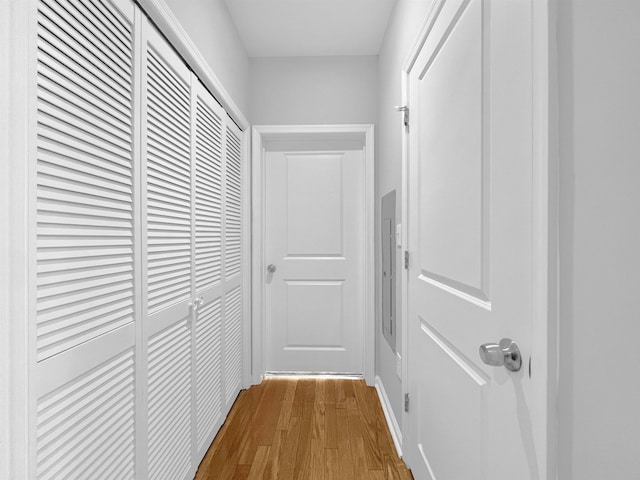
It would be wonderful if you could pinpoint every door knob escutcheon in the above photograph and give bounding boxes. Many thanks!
[479,338,522,372]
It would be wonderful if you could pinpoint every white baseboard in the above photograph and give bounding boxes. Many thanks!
[374,375,403,457]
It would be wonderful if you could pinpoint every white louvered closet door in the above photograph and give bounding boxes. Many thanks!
[29,0,246,477]
[223,118,244,407]
[191,80,226,455]
[34,0,139,478]
[141,19,194,480]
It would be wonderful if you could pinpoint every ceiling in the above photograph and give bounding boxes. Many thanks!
[224,0,397,57]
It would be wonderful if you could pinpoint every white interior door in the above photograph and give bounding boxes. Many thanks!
[265,139,364,374]
[405,0,543,478]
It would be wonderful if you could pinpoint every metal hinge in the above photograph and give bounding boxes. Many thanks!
[404,250,409,269]
[395,105,409,127]
[404,393,410,412]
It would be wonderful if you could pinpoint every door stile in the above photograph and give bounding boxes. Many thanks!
[188,70,198,476]
[133,8,147,480]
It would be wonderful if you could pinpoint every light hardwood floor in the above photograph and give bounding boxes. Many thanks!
[195,378,413,479]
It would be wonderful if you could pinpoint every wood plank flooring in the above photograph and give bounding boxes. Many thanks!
[195,378,413,479]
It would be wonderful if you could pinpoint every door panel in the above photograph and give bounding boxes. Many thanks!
[417,0,486,297]
[34,0,137,477]
[195,297,223,451]
[142,22,194,480]
[36,347,136,480]
[405,0,536,478]
[286,280,344,346]
[147,318,192,480]
[223,285,243,404]
[286,155,344,255]
[266,145,364,373]
[413,321,488,479]
[192,81,226,454]
[144,30,193,323]
[35,0,136,361]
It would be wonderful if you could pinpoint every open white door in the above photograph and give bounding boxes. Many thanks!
[404,0,549,478]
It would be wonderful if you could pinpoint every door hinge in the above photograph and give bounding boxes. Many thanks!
[404,393,410,412]
[395,105,409,128]
[404,250,409,269]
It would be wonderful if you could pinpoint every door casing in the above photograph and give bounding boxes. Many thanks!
[251,124,375,385]
[399,0,558,477]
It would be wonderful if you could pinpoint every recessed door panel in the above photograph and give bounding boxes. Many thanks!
[285,281,344,348]
[286,154,343,257]
[415,319,487,479]
[418,0,488,300]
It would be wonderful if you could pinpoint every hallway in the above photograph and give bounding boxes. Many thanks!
[3,0,640,478]
[195,378,412,479]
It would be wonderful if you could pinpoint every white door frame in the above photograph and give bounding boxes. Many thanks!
[399,1,558,477]
[251,124,375,385]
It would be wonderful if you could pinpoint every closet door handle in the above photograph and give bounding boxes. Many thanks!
[189,297,205,311]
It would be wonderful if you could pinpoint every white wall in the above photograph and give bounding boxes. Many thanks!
[375,0,435,436]
[163,0,251,116]
[557,1,640,478]
[249,56,378,125]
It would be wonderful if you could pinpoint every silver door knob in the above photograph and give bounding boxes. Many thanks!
[479,338,522,372]
[267,264,276,273]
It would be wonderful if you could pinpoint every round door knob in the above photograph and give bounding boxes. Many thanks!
[479,338,522,372]
[267,264,276,274]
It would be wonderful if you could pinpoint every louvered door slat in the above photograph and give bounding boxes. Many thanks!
[38,92,132,146]
[36,32,130,113]
[38,129,132,177]
[48,0,133,68]
[39,2,132,95]
[38,147,132,184]
[147,52,190,105]
[83,0,132,48]
[37,65,131,132]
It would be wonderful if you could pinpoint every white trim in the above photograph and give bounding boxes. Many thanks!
[399,67,411,452]
[250,128,266,385]
[251,124,376,386]
[137,0,249,131]
[242,124,253,389]
[400,0,556,477]
[375,376,403,458]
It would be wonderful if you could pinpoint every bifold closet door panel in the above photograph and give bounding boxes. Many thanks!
[34,0,138,478]
[141,20,193,480]
[192,80,226,454]
[222,119,244,409]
